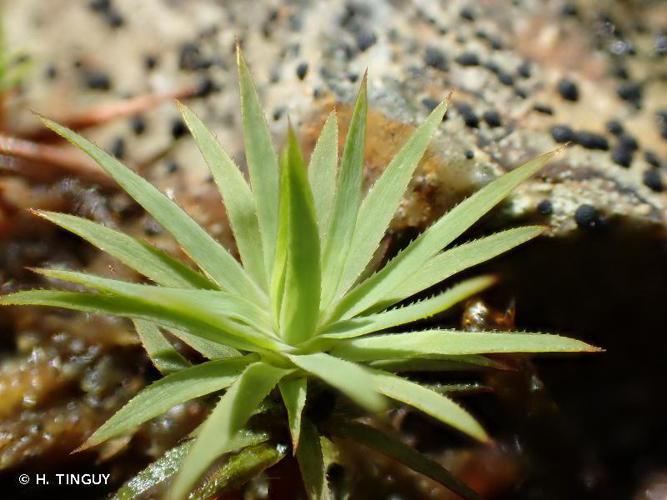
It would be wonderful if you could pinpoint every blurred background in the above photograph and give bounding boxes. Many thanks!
[0,0,666,498]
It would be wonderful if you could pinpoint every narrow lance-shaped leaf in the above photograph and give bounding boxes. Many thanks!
[372,370,489,442]
[370,355,506,372]
[32,267,273,335]
[297,419,332,500]
[279,377,308,451]
[327,419,480,500]
[34,210,215,290]
[133,320,190,374]
[178,102,267,289]
[40,118,262,302]
[337,99,449,297]
[113,436,281,500]
[308,111,339,243]
[237,48,280,277]
[384,226,544,306]
[79,356,254,451]
[288,352,385,413]
[276,127,321,344]
[188,441,286,500]
[169,362,291,500]
[320,275,496,340]
[114,440,194,500]
[320,74,368,309]
[333,330,602,362]
[0,287,272,353]
[333,150,561,320]
[165,327,249,360]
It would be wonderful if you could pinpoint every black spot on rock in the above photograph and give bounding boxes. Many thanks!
[611,146,633,168]
[618,134,639,152]
[296,62,309,80]
[551,125,575,143]
[130,115,146,136]
[533,103,554,115]
[537,199,553,216]
[166,160,180,174]
[421,97,439,112]
[106,9,124,28]
[557,78,579,101]
[498,71,514,86]
[574,204,602,230]
[560,3,578,17]
[110,137,125,160]
[656,110,667,139]
[456,103,479,128]
[464,150,474,159]
[644,150,662,168]
[482,110,502,127]
[88,0,111,12]
[194,77,220,98]
[179,42,211,71]
[424,47,448,71]
[144,54,159,71]
[574,131,609,151]
[606,119,624,136]
[484,60,501,74]
[272,107,285,121]
[617,81,642,105]
[455,52,480,66]
[356,31,377,51]
[84,70,112,90]
[170,118,187,139]
[643,169,664,192]
[459,6,476,21]
[45,64,58,80]
[517,60,532,79]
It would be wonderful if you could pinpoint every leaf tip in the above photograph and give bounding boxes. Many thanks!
[72,440,95,454]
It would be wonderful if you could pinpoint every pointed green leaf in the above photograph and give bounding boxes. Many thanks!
[165,327,246,360]
[320,275,496,340]
[328,419,480,500]
[188,441,286,500]
[288,353,385,413]
[32,267,271,329]
[81,356,253,450]
[34,210,215,290]
[40,118,261,301]
[370,355,508,372]
[338,100,448,296]
[385,226,544,305]
[237,49,280,277]
[178,103,267,289]
[276,128,321,344]
[279,377,308,450]
[333,150,560,319]
[0,286,273,353]
[297,419,332,500]
[320,75,368,308]
[169,361,291,500]
[133,319,190,374]
[372,370,488,442]
[113,440,194,500]
[113,435,281,500]
[308,111,339,242]
[333,330,602,362]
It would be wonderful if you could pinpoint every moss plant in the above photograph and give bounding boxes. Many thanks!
[0,49,599,499]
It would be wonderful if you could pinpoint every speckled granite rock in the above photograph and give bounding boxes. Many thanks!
[4,0,667,237]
